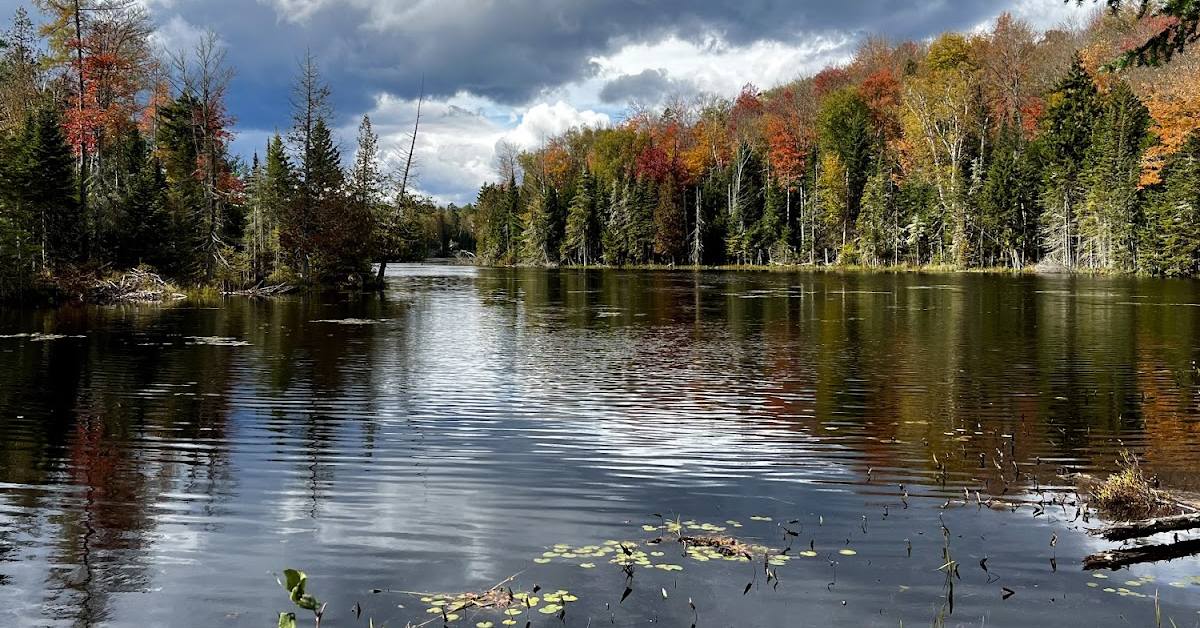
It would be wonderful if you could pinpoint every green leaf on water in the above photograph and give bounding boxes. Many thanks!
[278,612,297,628]
[282,569,305,595]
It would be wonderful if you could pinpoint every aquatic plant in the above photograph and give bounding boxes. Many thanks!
[278,569,325,628]
[1091,452,1170,520]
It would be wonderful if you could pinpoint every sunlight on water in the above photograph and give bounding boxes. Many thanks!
[0,265,1199,627]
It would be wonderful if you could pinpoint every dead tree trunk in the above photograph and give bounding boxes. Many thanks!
[1083,538,1200,571]
[1090,512,1200,542]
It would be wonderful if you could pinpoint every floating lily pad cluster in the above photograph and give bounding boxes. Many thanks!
[420,588,579,625]
[1087,572,1157,598]
[532,540,627,566]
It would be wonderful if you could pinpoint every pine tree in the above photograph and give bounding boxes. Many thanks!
[0,119,35,295]
[21,105,79,267]
[816,152,849,263]
[979,123,1040,268]
[818,87,874,237]
[520,182,560,265]
[602,180,628,266]
[628,177,656,264]
[652,174,685,264]
[121,155,172,270]
[157,93,205,275]
[856,160,896,266]
[562,168,597,265]
[503,174,521,263]
[1078,80,1150,271]
[1037,54,1100,269]
[349,114,382,212]
[1142,132,1200,275]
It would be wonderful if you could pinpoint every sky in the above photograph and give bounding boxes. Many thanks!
[0,0,1097,205]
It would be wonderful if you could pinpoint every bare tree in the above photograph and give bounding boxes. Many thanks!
[170,31,234,278]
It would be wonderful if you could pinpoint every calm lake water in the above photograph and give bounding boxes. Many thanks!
[2,265,1200,627]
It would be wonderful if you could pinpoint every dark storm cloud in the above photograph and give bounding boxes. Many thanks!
[298,1,1016,102]
[598,68,699,104]
[124,0,1072,127]
[0,0,1086,131]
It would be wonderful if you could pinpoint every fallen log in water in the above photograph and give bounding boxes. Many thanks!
[1090,512,1200,541]
[1083,538,1200,570]
[221,283,297,297]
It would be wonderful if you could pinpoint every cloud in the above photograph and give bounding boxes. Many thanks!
[149,14,208,53]
[240,0,1099,107]
[0,0,1100,204]
[599,69,699,105]
[351,94,608,205]
[503,101,610,149]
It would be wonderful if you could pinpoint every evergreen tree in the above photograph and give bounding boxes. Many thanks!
[0,119,35,295]
[21,105,79,267]
[562,168,598,265]
[1079,80,1151,271]
[349,115,382,212]
[979,122,1040,268]
[120,155,172,269]
[502,174,521,263]
[157,93,205,274]
[1142,132,1200,275]
[652,174,685,264]
[521,184,555,265]
[856,160,897,266]
[818,87,874,238]
[628,177,656,264]
[1037,54,1100,268]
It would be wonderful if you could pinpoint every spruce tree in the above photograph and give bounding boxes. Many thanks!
[22,105,79,267]
[1037,54,1100,268]
[980,123,1040,268]
[602,180,628,266]
[121,156,172,270]
[562,169,597,265]
[817,87,874,233]
[856,160,896,267]
[652,174,685,264]
[1079,79,1150,271]
[1143,132,1200,276]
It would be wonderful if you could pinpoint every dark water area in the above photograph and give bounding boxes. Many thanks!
[1,265,1200,627]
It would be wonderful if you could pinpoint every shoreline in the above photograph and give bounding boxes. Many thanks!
[463,261,1161,278]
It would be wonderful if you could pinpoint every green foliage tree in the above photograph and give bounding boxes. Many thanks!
[562,168,598,265]
[1078,80,1151,271]
[817,87,874,239]
[979,122,1040,268]
[1037,54,1101,269]
[21,104,80,267]
[1141,132,1200,275]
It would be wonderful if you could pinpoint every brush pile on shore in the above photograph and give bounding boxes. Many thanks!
[86,268,187,303]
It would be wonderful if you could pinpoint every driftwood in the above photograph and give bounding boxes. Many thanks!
[88,269,186,303]
[221,283,297,297]
[1090,512,1200,541]
[1083,538,1200,570]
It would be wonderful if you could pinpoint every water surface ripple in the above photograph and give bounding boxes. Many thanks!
[0,265,1198,627]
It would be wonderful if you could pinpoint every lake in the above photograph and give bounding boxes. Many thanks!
[1,264,1199,627]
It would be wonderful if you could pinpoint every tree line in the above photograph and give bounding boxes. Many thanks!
[0,1,450,300]
[472,8,1200,275]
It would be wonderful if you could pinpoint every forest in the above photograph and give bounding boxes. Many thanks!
[0,1,471,301]
[2,2,1200,303]
[472,5,1200,275]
